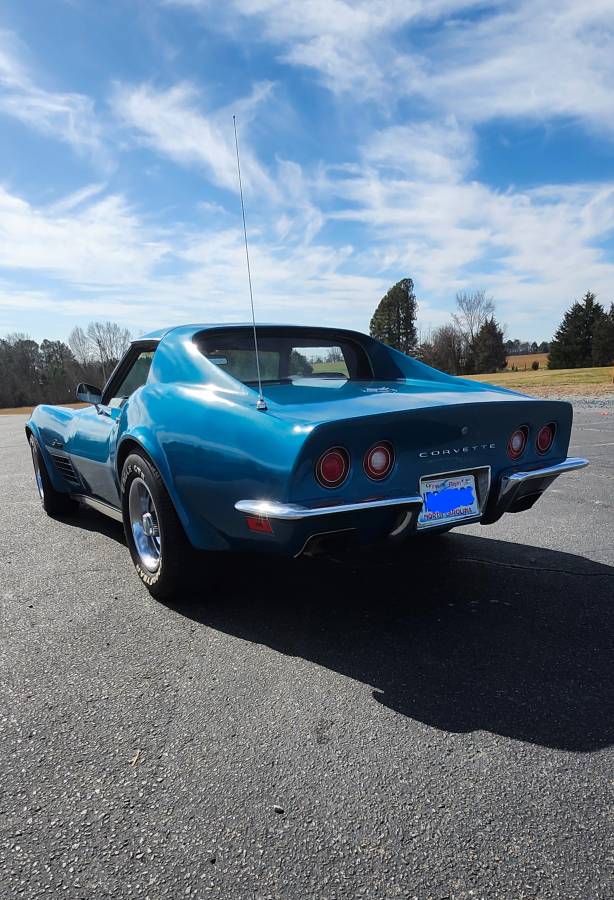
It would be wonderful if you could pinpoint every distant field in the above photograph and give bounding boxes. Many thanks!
[465,365,614,394]
[0,402,87,415]
[311,360,349,376]
[505,352,548,370]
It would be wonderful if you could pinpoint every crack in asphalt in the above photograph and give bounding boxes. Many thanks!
[456,556,614,577]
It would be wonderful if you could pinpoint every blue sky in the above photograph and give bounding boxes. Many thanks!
[1,0,614,344]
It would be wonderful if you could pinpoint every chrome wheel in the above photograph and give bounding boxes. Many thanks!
[30,440,44,501]
[128,477,161,572]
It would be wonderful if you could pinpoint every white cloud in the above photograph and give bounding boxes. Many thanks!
[2,155,614,344]
[3,4,614,344]
[166,1,614,135]
[324,120,614,336]
[364,119,475,182]
[0,183,389,335]
[0,30,104,158]
[418,1,614,132]
[0,186,169,285]
[112,80,277,197]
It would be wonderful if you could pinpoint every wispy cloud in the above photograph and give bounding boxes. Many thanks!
[166,1,614,134]
[0,182,389,332]
[112,80,277,197]
[0,30,105,159]
[326,119,614,334]
[2,2,614,343]
[2,158,614,342]
[0,185,169,284]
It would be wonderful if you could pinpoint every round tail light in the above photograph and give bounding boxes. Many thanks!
[316,447,349,488]
[536,423,556,454]
[507,426,528,460]
[364,442,394,480]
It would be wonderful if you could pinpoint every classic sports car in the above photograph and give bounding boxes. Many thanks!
[27,324,587,598]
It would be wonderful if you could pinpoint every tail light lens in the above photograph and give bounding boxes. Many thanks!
[364,442,395,480]
[315,447,349,488]
[536,423,556,454]
[507,426,528,460]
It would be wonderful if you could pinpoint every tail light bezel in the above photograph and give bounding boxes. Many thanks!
[507,425,529,460]
[363,441,395,481]
[536,422,556,454]
[315,446,350,489]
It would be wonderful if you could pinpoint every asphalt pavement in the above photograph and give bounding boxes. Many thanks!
[1,407,612,899]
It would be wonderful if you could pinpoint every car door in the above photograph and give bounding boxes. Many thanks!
[69,343,157,506]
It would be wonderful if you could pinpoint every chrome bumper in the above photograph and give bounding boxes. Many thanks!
[499,456,588,499]
[484,455,589,522]
[235,457,588,528]
[234,495,424,521]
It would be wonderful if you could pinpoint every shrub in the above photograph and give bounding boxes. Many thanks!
[531,360,540,370]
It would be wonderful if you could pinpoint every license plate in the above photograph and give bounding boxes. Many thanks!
[417,473,480,529]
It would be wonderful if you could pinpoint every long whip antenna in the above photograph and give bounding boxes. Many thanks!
[233,114,267,411]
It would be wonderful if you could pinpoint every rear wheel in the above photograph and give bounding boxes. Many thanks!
[121,451,194,599]
[29,435,74,517]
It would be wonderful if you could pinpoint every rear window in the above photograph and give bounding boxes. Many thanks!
[194,329,373,384]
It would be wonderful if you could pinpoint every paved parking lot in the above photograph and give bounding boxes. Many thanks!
[1,407,612,899]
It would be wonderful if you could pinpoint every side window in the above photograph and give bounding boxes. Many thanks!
[109,351,154,405]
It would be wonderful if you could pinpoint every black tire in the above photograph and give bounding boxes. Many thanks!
[29,435,74,517]
[121,451,194,599]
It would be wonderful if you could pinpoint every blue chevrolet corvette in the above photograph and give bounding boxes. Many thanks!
[26,324,588,598]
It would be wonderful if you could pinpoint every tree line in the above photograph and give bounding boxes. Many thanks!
[548,291,614,369]
[369,279,614,373]
[0,322,131,408]
[2,286,613,408]
[370,280,507,374]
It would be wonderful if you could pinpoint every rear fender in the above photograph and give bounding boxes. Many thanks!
[117,426,229,551]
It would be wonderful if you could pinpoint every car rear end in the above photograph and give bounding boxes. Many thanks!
[234,394,587,556]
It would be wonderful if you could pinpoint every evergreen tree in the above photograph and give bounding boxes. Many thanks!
[592,303,614,366]
[369,278,418,354]
[472,317,507,373]
[548,291,604,369]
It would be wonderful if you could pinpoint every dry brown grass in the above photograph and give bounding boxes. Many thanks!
[465,365,614,396]
[505,352,549,370]
[0,402,87,415]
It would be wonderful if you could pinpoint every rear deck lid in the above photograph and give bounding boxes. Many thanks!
[261,377,529,427]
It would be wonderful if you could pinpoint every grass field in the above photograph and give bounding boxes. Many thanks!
[465,365,614,394]
[505,352,548,370]
[311,361,349,376]
[0,402,87,415]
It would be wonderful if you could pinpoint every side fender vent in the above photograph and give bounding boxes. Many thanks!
[50,452,81,487]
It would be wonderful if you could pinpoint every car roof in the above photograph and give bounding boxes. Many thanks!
[138,323,369,343]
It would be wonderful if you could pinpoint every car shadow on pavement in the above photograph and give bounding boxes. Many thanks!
[58,506,127,544]
[169,532,614,753]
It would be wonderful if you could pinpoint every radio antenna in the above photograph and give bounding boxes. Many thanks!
[233,114,267,411]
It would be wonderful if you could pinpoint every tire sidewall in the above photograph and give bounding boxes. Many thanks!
[121,454,166,590]
[29,435,46,508]
[29,434,71,515]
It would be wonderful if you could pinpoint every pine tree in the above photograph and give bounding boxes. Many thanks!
[472,317,507,373]
[369,278,418,354]
[592,302,614,366]
[548,291,604,369]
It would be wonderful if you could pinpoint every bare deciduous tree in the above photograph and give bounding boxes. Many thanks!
[453,290,495,345]
[452,289,495,373]
[68,326,94,366]
[86,321,131,379]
